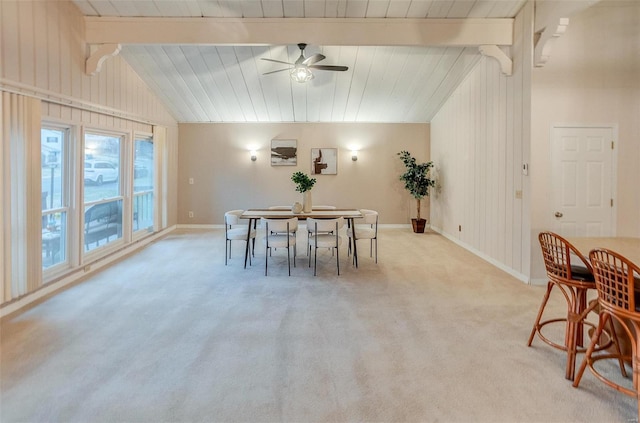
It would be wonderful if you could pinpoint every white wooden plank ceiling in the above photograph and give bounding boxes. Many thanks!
[73,0,529,123]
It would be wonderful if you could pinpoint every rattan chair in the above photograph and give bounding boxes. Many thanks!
[224,210,256,266]
[573,248,636,418]
[528,231,604,380]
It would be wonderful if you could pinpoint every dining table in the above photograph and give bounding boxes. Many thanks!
[567,237,640,265]
[240,208,363,269]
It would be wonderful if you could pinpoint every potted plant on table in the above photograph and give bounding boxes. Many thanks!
[291,171,316,213]
[397,150,435,233]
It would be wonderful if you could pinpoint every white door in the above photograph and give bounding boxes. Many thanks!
[551,126,616,237]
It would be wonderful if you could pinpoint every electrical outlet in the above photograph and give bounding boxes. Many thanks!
[83,265,91,272]
[189,178,194,185]
[458,225,462,232]
[188,211,194,218]
[515,190,523,199]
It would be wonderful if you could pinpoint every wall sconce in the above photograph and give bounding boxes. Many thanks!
[250,150,257,162]
[351,150,358,161]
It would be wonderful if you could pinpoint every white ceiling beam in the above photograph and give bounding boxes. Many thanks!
[84,17,514,47]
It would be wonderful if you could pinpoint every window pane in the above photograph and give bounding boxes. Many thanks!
[84,200,123,252]
[84,133,120,201]
[42,128,67,270]
[42,211,67,268]
[41,129,63,210]
[134,137,154,231]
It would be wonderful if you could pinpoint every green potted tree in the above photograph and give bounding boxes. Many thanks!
[397,150,436,233]
[291,171,316,213]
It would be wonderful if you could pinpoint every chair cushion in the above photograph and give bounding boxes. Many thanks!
[227,227,255,240]
[347,227,376,240]
[309,234,342,248]
[263,234,296,248]
[570,265,595,282]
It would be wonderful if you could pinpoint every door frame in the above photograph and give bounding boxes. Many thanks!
[550,123,618,237]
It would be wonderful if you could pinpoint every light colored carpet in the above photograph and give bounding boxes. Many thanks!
[1,228,636,422]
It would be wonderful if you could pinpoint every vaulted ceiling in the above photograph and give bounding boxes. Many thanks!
[73,0,530,123]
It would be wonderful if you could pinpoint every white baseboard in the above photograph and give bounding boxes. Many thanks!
[0,225,177,319]
[429,225,531,284]
[177,223,411,229]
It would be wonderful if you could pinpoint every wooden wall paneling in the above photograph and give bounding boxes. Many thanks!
[328,46,357,121]
[32,2,48,90]
[182,46,225,121]
[357,46,393,121]
[217,47,258,121]
[1,1,17,81]
[235,46,270,121]
[497,68,508,263]
[154,46,205,121]
[342,46,375,121]
[407,47,459,119]
[371,47,411,122]
[386,0,412,18]
[159,45,209,121]
[18,1,35,86]
[384,47,426,122]
[486,59,497,257]
[202,47,245,121]
[346,0,368,17]
[365,0,389,18]
[261,0,284,17]
[316,46,339,121]
[504,62,515,268]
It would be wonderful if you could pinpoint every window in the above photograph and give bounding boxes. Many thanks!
[133,136,154,233]
[41,127,68,269]
[83,132,123,252]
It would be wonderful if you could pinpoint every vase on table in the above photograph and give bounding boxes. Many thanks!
[303,190,312,213]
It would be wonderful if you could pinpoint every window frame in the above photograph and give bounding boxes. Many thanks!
[132,131,155,240]
[81,127,128,260]
[41,123,74,277]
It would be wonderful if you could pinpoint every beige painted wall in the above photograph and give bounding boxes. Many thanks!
[530,1,640,279]
[177,122,429,224]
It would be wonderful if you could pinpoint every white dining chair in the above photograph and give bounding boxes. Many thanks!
[307,205,337,250]
[262,217,298,276]
[224,210,256,266]
[347,209,378,263]
[307,217,345,276]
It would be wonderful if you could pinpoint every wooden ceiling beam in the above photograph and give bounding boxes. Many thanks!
[84,17,514,47]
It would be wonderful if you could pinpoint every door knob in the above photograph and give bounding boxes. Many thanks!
[554,212,563,218]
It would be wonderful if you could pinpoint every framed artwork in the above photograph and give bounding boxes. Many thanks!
[311,148,337,175]
[271,139,297,166]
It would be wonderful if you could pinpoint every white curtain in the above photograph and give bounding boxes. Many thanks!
[152,125,167,231]
[2,92,42,304]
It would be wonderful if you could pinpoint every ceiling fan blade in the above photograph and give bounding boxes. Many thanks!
[261,58,294,66]
[309,65,349,72]
[262,68,292,75]
[302,54,326,66]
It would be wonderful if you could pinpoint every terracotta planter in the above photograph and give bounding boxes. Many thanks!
[411,218,427,233]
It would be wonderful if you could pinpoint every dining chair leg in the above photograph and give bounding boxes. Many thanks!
[374,238,378,263]
[336,243,340,275]
[527,282,554,346]
[287,245,291,276]
[313,245,318,276]
[265,245,268,276]
[225,240,229,265]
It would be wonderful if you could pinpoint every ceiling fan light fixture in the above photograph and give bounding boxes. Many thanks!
[290,66,313,83]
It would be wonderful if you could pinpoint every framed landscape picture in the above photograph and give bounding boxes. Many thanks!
[271,139,297,166]
[311,148,337,175]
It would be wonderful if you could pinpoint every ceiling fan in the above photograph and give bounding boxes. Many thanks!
[261,43,349,83]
